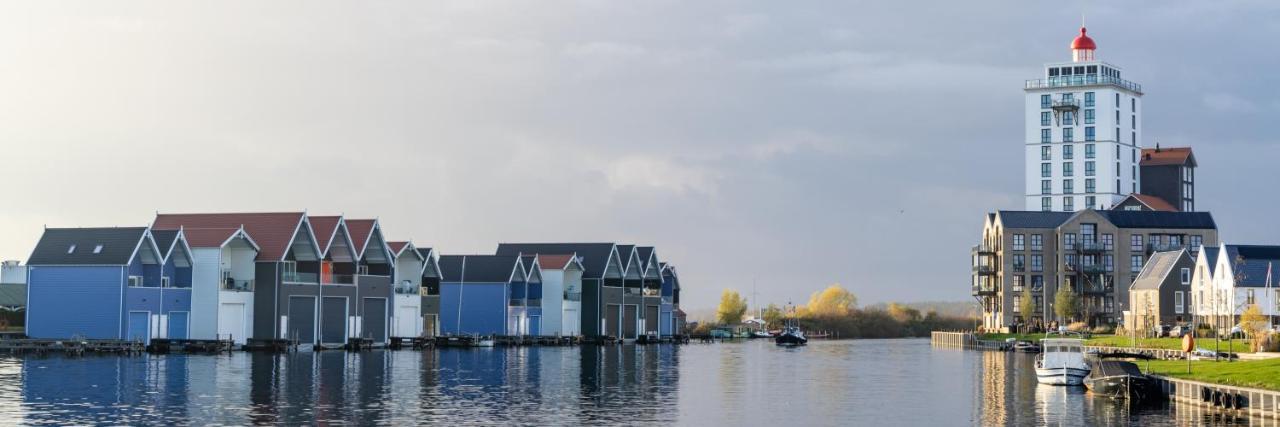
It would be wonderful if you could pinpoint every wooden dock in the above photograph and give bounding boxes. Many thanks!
[0,338,145,356]
[243,338,297,352]
[147,338,236,354]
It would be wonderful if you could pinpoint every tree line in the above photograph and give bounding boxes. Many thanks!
[704,284,973,338]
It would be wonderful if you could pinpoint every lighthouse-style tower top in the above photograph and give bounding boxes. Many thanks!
[1071,27,1096,62]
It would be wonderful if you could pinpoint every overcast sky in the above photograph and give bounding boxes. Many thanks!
[1,1,1277,310]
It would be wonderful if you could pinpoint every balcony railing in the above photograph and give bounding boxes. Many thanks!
[222,278,254,292]
[624,287,643,295]
[1082,285,1114,294]
[1025,75,1143,93]
[972,265,996,274]
[509,299,525,307]
[1148,243,1185,253]
[971,284,998,296]
[283,272,318,284]
[642,288,661,297]
[323,274,356,285]
[1012,263,1025,272]
[1051,99,1080,110]
[527,298,541,307]
[564,292,582,301]
[1082,264,1106,274]
[972,244,996,254]
[1078,242,1105,253]
[394,282,419,295]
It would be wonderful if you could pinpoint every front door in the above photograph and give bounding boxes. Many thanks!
[321,297,347,344]
[605,304,621,338]
[529,315,541,336]
[168,312,189,340]
[127,311,150,344]
[362,298,387,343]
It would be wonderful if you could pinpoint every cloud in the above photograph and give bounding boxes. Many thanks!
[602,155,722,196]
[1202,92,1258,113]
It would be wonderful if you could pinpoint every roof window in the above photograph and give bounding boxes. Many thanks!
[93,244,104,254]
[67,244,76,254]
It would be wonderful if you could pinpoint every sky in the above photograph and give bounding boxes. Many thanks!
[0,1,1278,311]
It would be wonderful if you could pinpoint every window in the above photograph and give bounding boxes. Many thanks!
[1149,235,1161,247]
[1182,166,1193,182]
[1013,275,1025,290]
[1064,234,1077,250]
[1131,235,1143,251]
[1131,255,1143,273]
[1013,295,1021,313]
[1084,109,1095,125]
[67,244,76,254]
[1184,183,1193,199]
[1062,162,1074,177]
[1170,235,1183,247]
[1181,268,1191,285]
[1131,98,1136,112]
[1041,163,1051,177]
[282,261,298,282]
[1248,289,1256,305]
[1041,180,1051,195]
[1062,179,1074,194]
[1084,126,1095,141]
[162,276,171,288]
[1085,196,1095,207]
[357,265,370,275]
[1102,234,1114,250]
[1013,254,1025,271]
[1085,178,1095,193]
[1032,275,1044,291]
[1115,93,1120,107]
[1104,254,1114,272]
[1041,111,1051,126]
[1063,93,1074,102]
[1063,111,1075,126]
[1041,146,1051,160]
[1041,197,1052,211]
[128,276,144,287]
[1084,144,1095,159]
[1063,127,1074,142]
[1041,128,1051,143]
[1084,161,1095,176]
[1031,234,1043,251]
[91,244,104,254]
[1012,234,1025,251]
[1190,235,1203,251]
[1084,92,1095,107]
[1062,197,1074,211]
[1132,130,1136,144]
[1041,94,1051,109]
[1063,145,1073,159]
[1031,255,1043,272]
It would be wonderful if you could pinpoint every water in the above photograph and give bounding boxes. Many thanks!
[0,339,1262,425]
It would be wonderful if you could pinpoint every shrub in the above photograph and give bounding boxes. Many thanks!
[1067,322,1090,333]
[1090,325,1114,335]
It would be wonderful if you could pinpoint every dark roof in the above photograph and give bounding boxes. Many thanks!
[995,211,1075,229]
[153,213,308,261]
[1224,245,1280,287]
[1131,250,1188,290]
[994,210,1216,230]
[28,227,151,266]
[1203,246,1221,276]
[151,230,179,254]
[495,243,618,278]
[415,247,434,260]
[636,246,655,269]
[438,255,522,283]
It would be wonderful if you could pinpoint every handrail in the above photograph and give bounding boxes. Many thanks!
[1025,75,1142,93]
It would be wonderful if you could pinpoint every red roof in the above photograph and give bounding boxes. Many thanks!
[153,212,309,261]
[1128,193,1178,212]
[345,219,376,257]
[308,216,342,254]
[1071,27,1096,50]
[536,254,576,270]
[387,241,410,256]
[1140,147,1194,166]
[181,227,242,248]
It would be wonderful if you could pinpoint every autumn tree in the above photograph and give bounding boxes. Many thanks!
[1019,287,1036,331]
[1054,285,1080,324]
[803,284,858,317]
[716,289,748,325]
[762,304,785,329]
[1240,304,1268,352]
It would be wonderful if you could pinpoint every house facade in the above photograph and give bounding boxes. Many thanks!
[495,243,625,338]
[1126,250,1194,331]
[388,241,424,339]
[178,226,260,344]
[438,254,527,336]
[659,262,681,337]
[535,254,584,336]
[1193,244,1280,331]
[417,247,442,337]
[973,209,1217,332]
[346,219,395,345]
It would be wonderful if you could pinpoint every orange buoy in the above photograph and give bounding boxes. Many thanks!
[1182,333,1195,353]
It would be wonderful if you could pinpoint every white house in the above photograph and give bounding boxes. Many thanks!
[387,241,424,338]
[181,227,260,344]
[535,253,584,336]
[1193,243,1280,331]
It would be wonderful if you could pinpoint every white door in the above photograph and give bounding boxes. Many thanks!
[396,305,419,337]
[218,303,246,343]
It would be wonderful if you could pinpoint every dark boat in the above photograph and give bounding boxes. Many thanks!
[775,319,807,347]
[1012,340,1041,353]
[1084,360,1158,402]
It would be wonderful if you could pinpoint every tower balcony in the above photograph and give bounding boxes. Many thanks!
[972,244,996,255]
[1025,75,1143,94]
[1050,99,1080,112]
[972,265,997,275]
[1078,242,1105,254]
[972,283,998,296]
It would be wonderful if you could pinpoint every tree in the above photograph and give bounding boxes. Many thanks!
[804,284,858,317]
[716,289,748,325]
[1054,285,1080,323]
[762,304,785,329]
[1240,304,1268,352]
[887,303,921,323]
[1019,287,1036,330]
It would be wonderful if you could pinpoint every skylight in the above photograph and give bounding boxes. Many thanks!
[93,244,104,254]
[67,244,76,254]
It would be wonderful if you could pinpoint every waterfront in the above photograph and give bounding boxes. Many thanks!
[0,339,1264,425]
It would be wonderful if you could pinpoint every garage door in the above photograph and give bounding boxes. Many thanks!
[645,305,658,335]
[362,298,387,343]
[321,297,347,344]
[623,305,638,339]
[127,311,150,344]
[168,312,189,340]
[395,305,419,338]
[218,303,246,343]
[287,296,316,344]
[605,304,621,338]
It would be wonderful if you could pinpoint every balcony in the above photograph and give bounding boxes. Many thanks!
[1082,285,1113,295]
[1025,75,1143,94]
[1050,99,1080,111]
[624,287,643,296]
[972,244,996,255]
[394,282,419,295]
[971,284,998,296]
[509,299,525,307]
[283,272,318,284]
[323,274,356,285]
[1012,263,1026,272]
[1078,242,1105,254]
[1082,264,1107,275]
[222,278,254,292]
[564,292,582,302]
[972,265,996,275]
[527,298,541,307]
[642,287,661,297]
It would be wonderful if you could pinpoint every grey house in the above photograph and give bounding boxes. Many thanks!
[1127,249,1195,331]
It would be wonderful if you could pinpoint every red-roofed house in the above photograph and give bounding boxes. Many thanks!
[163,226,260,343]
[1113,193,1179,212]
[345,219,395,345]
[153,212,324,346]
[1140,146,1196,212]
[308,215,361,347]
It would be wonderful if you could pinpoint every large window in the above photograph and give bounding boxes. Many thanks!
[1041,128,1051,143]
[1063,127,1074,142]
[1131,255,1143,273]
[1041,146,1051,160]
[1102,234,1114,250]
[1031,255,1043,272]
[1084,92,1095,107]
[1085,178,1096,193]
[1013,234,1025,251]
[1041,197,1052,212]
[1042,94,1051,109]
[1131,235,1143,251]
[1181,268,1191,284]
[1032,275,1044,291]
[1062,197,1074,211]
[1063,233,1077,250]
[1190,235,1203,251]
[1062,179,1074,194]
[1041,111,1051,126]
[1013,254,1025,271]
[1085,195,1095,207]
[1062,162,1074,177]
[1084,109,1095,124]
[1084,144,1095,159]
[1031,234,1043,251]
[1084,161,1095,177]
[1104,254,1114,272]
[1041,180,1051,195]
[1064,111,1075,126]
[1041,163,1051,178]
[1013,275,1025,291]
[1085,126,1095,141]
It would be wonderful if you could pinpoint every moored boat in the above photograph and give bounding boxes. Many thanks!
[1013,340,1041,353]
[1035,334,1090,386]
[1084,360,1157,402]
[775,318,807,347]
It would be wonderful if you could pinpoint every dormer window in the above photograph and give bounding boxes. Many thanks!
[93,244,104,254]
[67,244,77,254]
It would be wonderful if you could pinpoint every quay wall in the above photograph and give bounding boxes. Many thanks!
[1151,375,1280,420]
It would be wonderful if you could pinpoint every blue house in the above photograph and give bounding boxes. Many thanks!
[148,228,195,340]
[438,254,527,336]
[26,227,175,342]
[660,263,681,336]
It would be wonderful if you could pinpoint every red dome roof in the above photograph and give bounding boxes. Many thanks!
[1071,27,1096,50]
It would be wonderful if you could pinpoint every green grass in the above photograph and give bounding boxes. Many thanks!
[977,333,1254,353]
[1145,358,1280,391]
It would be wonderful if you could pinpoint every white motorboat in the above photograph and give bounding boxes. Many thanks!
[1035,335,1090,386]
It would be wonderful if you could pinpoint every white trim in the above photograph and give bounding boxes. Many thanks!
[221,226,263,252]
[281,214,323,262]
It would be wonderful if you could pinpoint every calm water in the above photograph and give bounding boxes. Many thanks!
[0,339,1262,425]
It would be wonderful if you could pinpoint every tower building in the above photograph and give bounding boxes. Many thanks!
[1025,28,1143,211]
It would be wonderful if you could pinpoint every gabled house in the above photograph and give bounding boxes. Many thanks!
[535,253,584,336]
[659,262,681,337]
[26,227,175,342]
[1126,250,1195,331]
[1191,244,1222,327]
[307,215,361,347]
[495,243,625,338]
[346,219,395,345]
[438,254,527,336]
[618,244,645,339]
[151,229,195,339]
[179,226,260,344]
[416,247,442,337]
[636,246,663,337]
[1196,244,1280,331]
[387,241,424,338]
[516,255,543,336]
[153,212,324,346]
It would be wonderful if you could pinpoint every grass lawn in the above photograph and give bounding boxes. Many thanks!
[978,333,1254,353]
[1145,358,1280,391]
